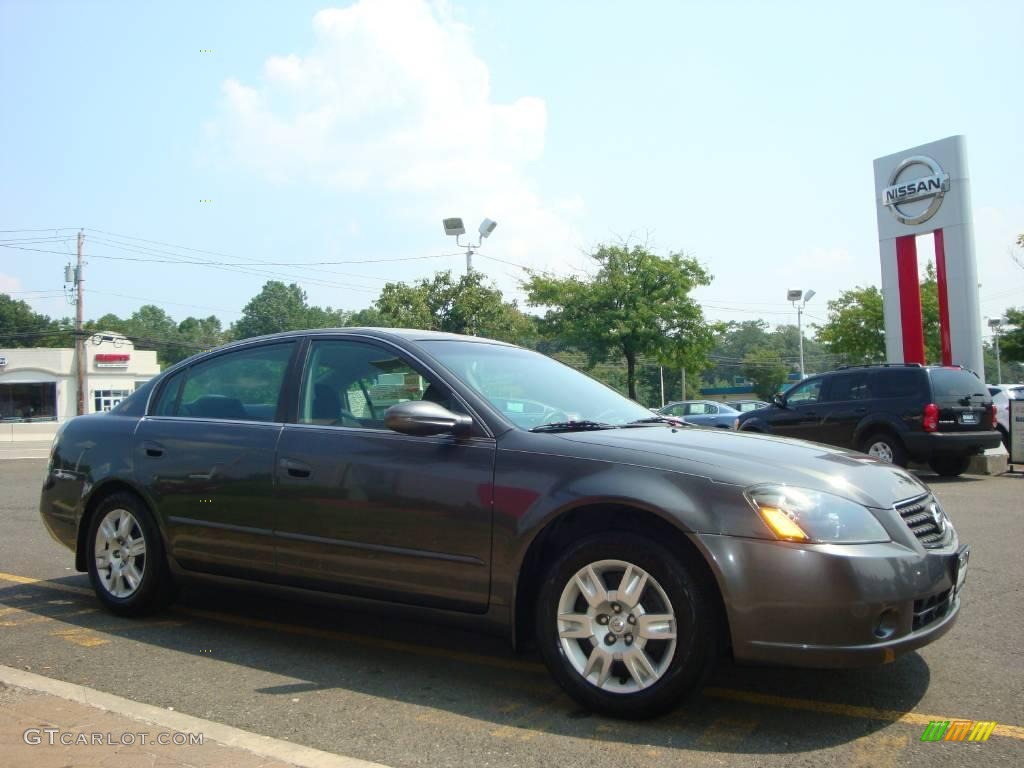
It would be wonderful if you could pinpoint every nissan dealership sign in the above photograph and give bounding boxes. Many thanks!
[873,135,983,379]
[882,155,950,225]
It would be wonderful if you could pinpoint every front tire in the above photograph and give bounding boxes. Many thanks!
[86,492,175,616]
[535,533,715,719]
[928,455,971,477]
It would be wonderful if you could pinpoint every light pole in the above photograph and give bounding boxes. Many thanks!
[988,317,1003,385]
[442,217,497,274]
[787,288,815,379]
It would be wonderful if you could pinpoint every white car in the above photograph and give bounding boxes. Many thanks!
[988,384,1024,448]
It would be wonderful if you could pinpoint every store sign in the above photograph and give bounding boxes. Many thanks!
[94,353,130,368]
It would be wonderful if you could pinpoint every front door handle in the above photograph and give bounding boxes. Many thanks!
[142,441,164,458]
[279,458,312,479]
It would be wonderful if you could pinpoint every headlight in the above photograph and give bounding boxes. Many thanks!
[744,484,889,544]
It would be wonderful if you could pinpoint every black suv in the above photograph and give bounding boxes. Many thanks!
[737,364,1001,476]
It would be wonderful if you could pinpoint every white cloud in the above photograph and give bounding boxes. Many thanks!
[210,0,584,290]
[0,273,22,293]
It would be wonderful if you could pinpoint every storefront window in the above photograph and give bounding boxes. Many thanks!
[0,383,58,422]
[94,389,131,412]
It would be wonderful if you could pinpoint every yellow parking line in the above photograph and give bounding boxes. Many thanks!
[2,570,1022,741]
[701,689,1024,740]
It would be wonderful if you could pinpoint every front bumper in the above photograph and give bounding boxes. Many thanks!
[692,531,965,668]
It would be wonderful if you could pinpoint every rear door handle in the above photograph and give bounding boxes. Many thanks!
[279,458,312,479]
[142,441,164,458]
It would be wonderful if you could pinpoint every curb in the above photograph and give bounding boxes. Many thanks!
[0,665,391,768]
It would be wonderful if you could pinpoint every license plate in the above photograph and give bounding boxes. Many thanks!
[952,546,970,595]
[960,412,977,424]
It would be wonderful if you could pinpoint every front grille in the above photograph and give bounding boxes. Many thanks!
[913,587,954,631]
[894,493,951,549]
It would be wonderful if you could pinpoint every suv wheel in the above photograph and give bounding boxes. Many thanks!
[536,533,715,719]
[86,492,176,616]
[928,455,971,477]
[860,432,908,467]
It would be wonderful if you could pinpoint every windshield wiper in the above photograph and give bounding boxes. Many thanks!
[529,420,616,433]
[625,416,688,426]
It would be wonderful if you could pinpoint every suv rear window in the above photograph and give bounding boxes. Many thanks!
[872,369,924,399]
[928,368,986,401]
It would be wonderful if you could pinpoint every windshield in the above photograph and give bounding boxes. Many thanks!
[419,340,654,429]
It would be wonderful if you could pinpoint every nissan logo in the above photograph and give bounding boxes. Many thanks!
[882,155,950,225]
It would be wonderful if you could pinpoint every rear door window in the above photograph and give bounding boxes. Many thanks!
[872,369,924,399]
[174,342,296,422]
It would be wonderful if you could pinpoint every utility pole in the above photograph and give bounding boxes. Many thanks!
[788,289,815,379]
[797,304,805,379]
[681,367,686,400]
[659,366,665,407]
[75,229,85,416]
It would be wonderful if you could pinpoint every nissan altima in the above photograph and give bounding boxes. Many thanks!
[39,329,968,718]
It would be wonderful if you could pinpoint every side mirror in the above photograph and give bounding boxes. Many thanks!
[772,394,787,408]
[384,400,473,437]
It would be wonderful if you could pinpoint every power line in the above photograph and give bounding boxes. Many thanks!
[0,242,383,294]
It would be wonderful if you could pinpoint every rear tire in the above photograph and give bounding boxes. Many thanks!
[86,492,176,616]
[860,432,908,467]
[535,533,716,719]
[928,455,971,477]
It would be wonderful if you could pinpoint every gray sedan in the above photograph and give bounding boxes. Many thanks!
[40,329,966,719]
[659,399,740,428]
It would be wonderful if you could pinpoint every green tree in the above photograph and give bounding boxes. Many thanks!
[814,263,942,364]
[345,307,385,327]
[814,285,886,364]
[231,281,348,340]
[1001,307,1024,364]
[0,294,65,347]
[525,244,713,400]
[741,348,790,400]
[375,270,534,343]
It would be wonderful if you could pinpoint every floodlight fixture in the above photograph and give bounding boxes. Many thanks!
[478,218,497,239]
[787,289,803,302]
[442,217,466,237]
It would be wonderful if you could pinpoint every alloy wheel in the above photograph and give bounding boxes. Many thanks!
[94,508,146,598]
[557,559,677,694]
[867,441,894,463]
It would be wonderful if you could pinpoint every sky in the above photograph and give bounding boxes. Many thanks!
[1,0,1022,340]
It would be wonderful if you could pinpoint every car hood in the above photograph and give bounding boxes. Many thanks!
[553,426,928,509]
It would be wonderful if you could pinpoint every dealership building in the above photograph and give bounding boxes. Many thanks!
[0,333,160,442]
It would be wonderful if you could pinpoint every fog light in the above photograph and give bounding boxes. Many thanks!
[874,608,899,639]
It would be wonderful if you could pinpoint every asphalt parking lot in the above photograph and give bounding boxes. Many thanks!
[1,457,1022,767]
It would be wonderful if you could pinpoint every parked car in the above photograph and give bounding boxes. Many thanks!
[725,399,771,413]
[987,384,1024,450]
[41,330,968,718]
[737,363,1001,476]
[658,399,740,429]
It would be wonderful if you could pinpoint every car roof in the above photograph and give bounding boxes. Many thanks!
[161,328,516,376]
